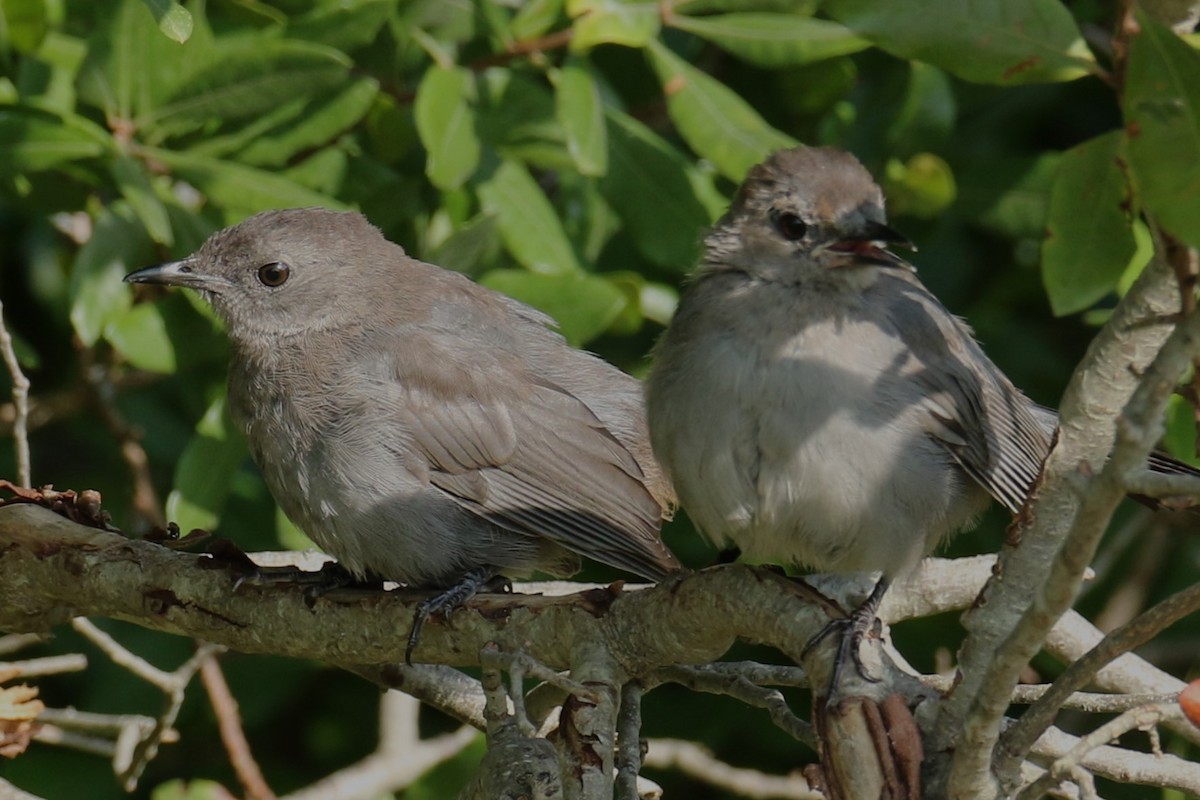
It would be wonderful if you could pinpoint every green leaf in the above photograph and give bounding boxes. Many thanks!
[479,270,626,345]
[472,70,561,155]
[1125,9,1200,249]
[288,0,393,50]
[275,505,315,550]
[18,30,88,114]
[0,0,48,54]
[965,153,1060,239]
[110,152,174,245]
[886,62,956,155]
[647,40,796,181]
[555,60,607,176]
[140,0,193,43]
[568,0,659,50]
[167,394,248,533]
[429,213,503,276]
[1164,393,1200,465]
[881,152,956,219]
[234,77,380,167]
[414,65,481,190]
[152,779,236,800]
[671,13,869,67]
[1041,131,1136,316]
[145,148,349,217]
[511,0,565,40]
[825,0,1094,85]
[142,39,354,139]
[68,205,154,346]
[476,159,582,275]
[601,109,722,270]
[104,302,177,373]
[78,0,201,120]
[0,107,110,174]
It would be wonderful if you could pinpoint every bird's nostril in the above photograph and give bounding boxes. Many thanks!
[178,263,192,274]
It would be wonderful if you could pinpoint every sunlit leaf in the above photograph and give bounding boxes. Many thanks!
[671,13,868,67]
[1125,9,1200,249]
[235,77,380,167]
[140,0,193,43]
[287,0,392,50]
[555,59,607,176]
[110,152,174,245]
[104,302,177,373]
[881,152,956,219]
[68,205,154,346]
[601,109,722,270]
[511,0,564,40]
[825,0,1094,84]
[479,269,626,344]
[476,159,582,275]
[78,0,214,120]
[647,40,795,181]
[166,394,248,533]
[146,148,349,216]
[414,65,481,190]
[142,39,353,138]
[1041,131,1136,316]
[0,0,49,54]
[568,0,659,50]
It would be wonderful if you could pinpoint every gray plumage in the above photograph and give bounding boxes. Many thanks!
[126,208,679,589]
[646,146,1051,578]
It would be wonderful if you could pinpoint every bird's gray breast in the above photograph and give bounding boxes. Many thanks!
[649,272,983,575]
[225,337,477,586]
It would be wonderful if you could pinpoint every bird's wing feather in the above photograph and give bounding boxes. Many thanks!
[882,276,1052,513]
[383,333,679,579]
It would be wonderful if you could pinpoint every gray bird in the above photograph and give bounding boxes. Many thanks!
[125,208,680,660]
[645,146,1188,666]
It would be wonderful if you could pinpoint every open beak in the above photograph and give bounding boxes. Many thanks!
[827,221,916,271]
[124,259,228,292]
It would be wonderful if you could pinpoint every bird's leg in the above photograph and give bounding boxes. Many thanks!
[802,576,890,692]
[406,566,499,665]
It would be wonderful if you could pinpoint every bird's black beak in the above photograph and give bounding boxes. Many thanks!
[827,220,916,271]
[124,258,228,292]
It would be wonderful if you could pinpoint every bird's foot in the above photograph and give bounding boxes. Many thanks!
[801,578,889,704]
[406,566,498,665]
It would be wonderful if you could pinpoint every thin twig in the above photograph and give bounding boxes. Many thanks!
[1029,723,1200,794]
[0,654,88,678]
[999,581,1200,766]
[644,739,823,799]
[653,664,815,747]
[1123,469,1200,503]
[1018,702,1186,800]
[0,633,50,656]
[78,347,162,528]
[0,300,31,488]
[920,674,1179,714]
[72,618,173,688]
[200,653,277,800]
[616,682,644,800]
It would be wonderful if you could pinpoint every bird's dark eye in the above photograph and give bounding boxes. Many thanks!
[774,212,809,241]
[257,262,290,287]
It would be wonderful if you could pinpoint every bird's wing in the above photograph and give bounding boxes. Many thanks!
[1030,402,1200,488]
[393,354,679,580]
[883,276,1052,513]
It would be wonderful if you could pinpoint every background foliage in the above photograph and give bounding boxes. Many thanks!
[0,0,1198,797]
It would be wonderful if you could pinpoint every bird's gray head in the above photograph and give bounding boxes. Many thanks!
[704,146,913,280]
[125,208,394,341]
